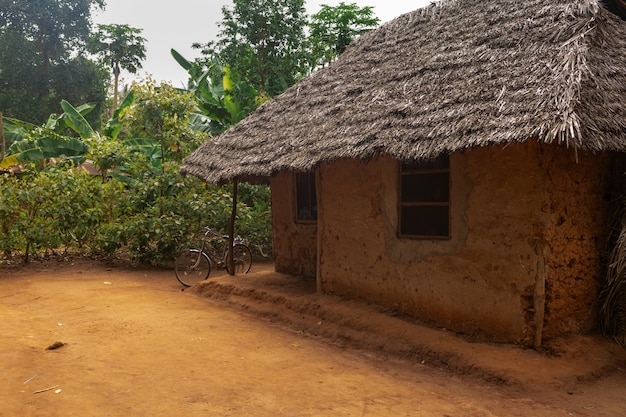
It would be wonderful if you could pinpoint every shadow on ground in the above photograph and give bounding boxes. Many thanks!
[187,262,626,393]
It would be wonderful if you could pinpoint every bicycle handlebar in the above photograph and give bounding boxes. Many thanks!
[203,227,247,245]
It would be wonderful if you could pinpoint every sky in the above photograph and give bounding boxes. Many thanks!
[92,0,433,87]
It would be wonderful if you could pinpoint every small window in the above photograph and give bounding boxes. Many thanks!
[400,156,450,238]
[296,171,317,221]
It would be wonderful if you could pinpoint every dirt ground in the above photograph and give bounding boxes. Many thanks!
[1,260,625,417]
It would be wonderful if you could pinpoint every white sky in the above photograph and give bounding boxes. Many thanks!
[93,0,433,87]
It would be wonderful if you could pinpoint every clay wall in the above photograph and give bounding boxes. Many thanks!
[269,142,612,344]
[538,146,611,339]
[270,171,317,279]
[315,142,610,344]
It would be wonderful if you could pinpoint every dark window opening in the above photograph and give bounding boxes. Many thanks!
[400,156,450,238]
[296,172,317,221]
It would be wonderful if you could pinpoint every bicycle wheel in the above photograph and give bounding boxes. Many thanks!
[175,249,211,287]
[226,244,252,275]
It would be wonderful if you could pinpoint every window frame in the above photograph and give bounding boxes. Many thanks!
[398,155,451,239]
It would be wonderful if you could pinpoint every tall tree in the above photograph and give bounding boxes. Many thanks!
[0,0,105,93]
[309,2,379,67]
[195,0,309,98]
[88,24,147,109]
[48,56,109,129]
[0,0,107,124]
[0,28,44,120]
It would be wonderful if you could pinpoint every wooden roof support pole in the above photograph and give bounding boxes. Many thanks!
[227,178,238,275]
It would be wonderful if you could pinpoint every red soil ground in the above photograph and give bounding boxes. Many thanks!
[1,260,625,416]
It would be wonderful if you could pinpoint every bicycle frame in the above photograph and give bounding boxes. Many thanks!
[199,227,248,269]
[175,226,252,287]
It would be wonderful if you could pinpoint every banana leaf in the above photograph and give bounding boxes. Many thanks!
[171,48,193,72]
[188,113,214,134]
[0,135,89,168]
[122,137,159,156]
[61,100,96,139]
[2,117,33,145]
[37,136,89,159]
[104,91,135,139]
[45,102,96,133]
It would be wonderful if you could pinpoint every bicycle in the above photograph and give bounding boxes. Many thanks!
[174,227,252,287]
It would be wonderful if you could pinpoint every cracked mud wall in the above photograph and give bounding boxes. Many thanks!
[269,142,611,344]
[537,145,612,340]
[315,148,541,343]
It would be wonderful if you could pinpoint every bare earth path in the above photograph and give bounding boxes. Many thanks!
[1,261,625,416]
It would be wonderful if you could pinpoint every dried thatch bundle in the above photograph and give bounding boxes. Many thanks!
[181,0,626,185]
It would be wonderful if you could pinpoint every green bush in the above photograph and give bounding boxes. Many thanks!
[0,79,273,265]
[0,167,272,265]
[0,175,20,257]
[44,165,105,250]
[236,183,273,257]
[13,169,59,261]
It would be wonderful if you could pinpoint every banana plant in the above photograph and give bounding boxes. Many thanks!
[0,100,97,169]
[103,91,135,140]
[0,122,90,170]
[171,49,258,134]
[0,95,139,171]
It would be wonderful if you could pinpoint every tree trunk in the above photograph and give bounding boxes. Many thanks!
[113,62,121,110]
[0,113,5,162]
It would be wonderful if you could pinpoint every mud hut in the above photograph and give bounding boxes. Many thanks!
[181,0,626,346]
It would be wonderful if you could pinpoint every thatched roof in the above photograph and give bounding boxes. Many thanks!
[182,0,626,184]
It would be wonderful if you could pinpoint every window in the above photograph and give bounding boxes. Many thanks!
[399,155,450,238]
[296,171,317,221]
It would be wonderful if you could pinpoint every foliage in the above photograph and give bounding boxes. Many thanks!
[236,183,273,256]
[309,2,380,67]
[103,90,135,140]
[0,175,20,257]
[7,168,65,262]
[0,0,282,266]
[0,29,48,122]
[119,78,208,169]
[88,24,147,109]
[194,0,310,98]
[0,154,272,265]
[0,0,105,72]
[0,100,97,170]
[0,0,108,124]
[0,76,273,265]
[41,164,106,249]
[0,113,4,162]
[0,166,106,261]
[1,92,157,177]
[172,50,261,134]
[48,56,109,129]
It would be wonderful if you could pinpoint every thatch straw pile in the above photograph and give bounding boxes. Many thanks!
[181,0,626,185]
